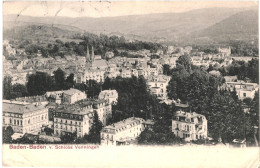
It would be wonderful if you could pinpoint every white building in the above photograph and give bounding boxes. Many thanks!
[100,117,145,145]
[46,88,87,104]
[83,69,105,83]
[2,100,49,135]
[53,98,112,137]
[222,81,259,100]
[53,102,94,137]
[147,75,171,99]
[63,88,87,104]
[90,99,112,126]
[98,90,118,105]
[172,111,207,141]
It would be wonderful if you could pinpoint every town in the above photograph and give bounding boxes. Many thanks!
[3,33,259,147]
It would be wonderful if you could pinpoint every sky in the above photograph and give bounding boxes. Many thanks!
[3,1,258,18]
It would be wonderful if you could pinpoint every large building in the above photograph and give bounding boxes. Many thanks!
[100,117,145,145]
[221,81,259,100]
[53,102,94,137]
[2,100,49,134]
[89,99,112,126]
[46,88,87,104]
[98,90,118,105]
[53,99,112,137]
[172,111,207,141]
[14,95,49,106]
[147,75,171,100]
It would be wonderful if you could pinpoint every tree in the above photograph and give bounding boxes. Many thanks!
[11,84,28,98]
[26,72,55,96]
[74,83,87,92]
[86,112,103,144]
[64,73,75,89]
[86,80,102,98]
[43,127,54,136]
[54,68,65,90]
[162,64,172,76]
[3,76,12,99]
[206,91,245,142]
[3,126,14,143]
[60,132,77,144]
[176,55,192,72]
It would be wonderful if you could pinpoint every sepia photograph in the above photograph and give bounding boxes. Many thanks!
[1,0,259,167]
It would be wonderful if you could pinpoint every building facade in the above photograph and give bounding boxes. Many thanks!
[172,111,207,141]
[2,100,49,134]
[147,75,171,99]
[222,81,259,100]
[46,88,87,104]
[53,102,94,137]
[100,117,145,145]
[98,90,118,105]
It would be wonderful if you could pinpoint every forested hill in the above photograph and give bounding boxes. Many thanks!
[4,7,258,43]
[187,9,258,44]
[3,24,80,41]
[3,24,162,58]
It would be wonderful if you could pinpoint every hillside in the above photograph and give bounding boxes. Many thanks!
[189,10,258,43]
[3,24,81,42]
[3,7,258,44]
[4,7,246,41]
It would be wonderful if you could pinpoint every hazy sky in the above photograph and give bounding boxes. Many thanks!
[3,1,258,18]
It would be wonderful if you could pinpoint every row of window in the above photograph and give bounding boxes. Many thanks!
[55,119,82,125]
[3,118,23,126]
[55,113,83,120]
[3,113,22,118]
[55,125,81,132]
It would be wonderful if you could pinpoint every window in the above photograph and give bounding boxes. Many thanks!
[28,119,30,124]
[79,128,81,132]
[75,122,77,125]
[14,119,16,125]
[243,93,246,97]
[10,119,12,124]
[17,120,19,125]
[3,119,5,124]
[41,115,43,120]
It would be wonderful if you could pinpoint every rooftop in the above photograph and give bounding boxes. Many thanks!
[102,117,145,133]
[63,88,85,96]
[3,100,46,114]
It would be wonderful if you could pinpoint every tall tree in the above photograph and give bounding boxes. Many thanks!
[86,111,103,144]
[54,68,65,90]
[3,76,12,99]
[3,126,14,143]
[64,73,75,89]
[162,64,172,76]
